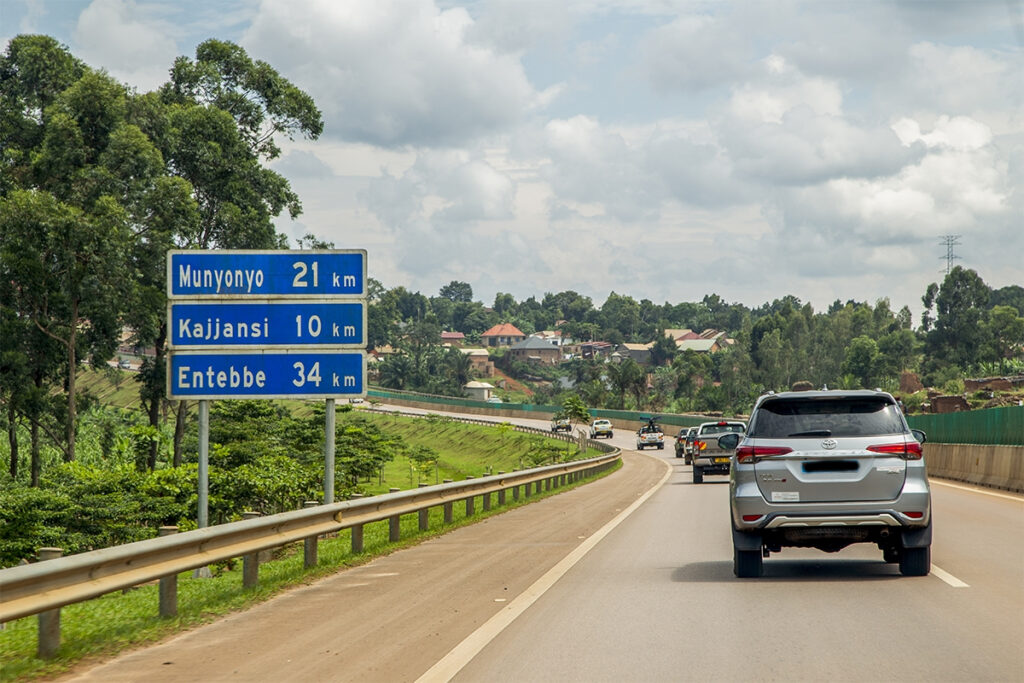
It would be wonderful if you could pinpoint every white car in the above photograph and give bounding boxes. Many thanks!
[589,419,614,439]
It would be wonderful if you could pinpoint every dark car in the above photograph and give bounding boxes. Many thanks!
[674,428,689,458]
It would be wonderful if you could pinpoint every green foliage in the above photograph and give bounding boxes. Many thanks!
[561,393,590,426]
[0,484,69,566]
[228,455,320,516]
[942,378,966,395]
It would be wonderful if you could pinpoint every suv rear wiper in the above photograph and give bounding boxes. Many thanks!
[787,430,833,437]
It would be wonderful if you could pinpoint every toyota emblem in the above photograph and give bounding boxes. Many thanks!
[821,439,837,450]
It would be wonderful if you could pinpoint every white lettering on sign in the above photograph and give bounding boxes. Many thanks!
[333,373,357,388]
[331,323,357,338]
[332,273,357,288]
[177,365,266,389]
[177,264,265,293]
[178,317,269,341]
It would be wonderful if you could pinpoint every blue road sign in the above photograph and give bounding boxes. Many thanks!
[169,301,366,348]
[168,351,365,400]
[168,250,366,298]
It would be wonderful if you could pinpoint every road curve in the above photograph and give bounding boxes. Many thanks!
[63,411,1024,682]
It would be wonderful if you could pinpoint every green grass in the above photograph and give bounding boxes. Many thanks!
[0,460,621,681]
[356,411,601,493]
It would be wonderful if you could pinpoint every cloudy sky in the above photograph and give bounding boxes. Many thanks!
[3,0,1022,317]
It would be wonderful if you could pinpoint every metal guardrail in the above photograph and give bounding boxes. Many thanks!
[0,453,618,625]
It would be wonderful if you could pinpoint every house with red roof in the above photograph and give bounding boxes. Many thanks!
[480,323,526,347]
[440,331,466,346]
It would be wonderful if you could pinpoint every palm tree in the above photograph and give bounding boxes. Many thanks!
[379,354,414,390]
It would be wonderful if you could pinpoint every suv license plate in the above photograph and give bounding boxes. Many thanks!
[714,457,729,464]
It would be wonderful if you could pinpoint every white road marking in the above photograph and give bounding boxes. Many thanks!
[416,454,673,683]
[931,564,970,588]
[930,479,1024,503]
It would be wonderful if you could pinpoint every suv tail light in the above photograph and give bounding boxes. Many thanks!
[866,442,923,460]
[736,445,793,463]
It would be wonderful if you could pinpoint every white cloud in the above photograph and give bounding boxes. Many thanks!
[242,0,544,147]
[72,0,178,90]
[893,115,994,151]
[642,13,753,92]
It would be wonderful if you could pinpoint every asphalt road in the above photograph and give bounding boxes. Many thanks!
[65,411,1024,682]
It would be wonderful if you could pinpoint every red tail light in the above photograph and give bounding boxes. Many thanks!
[736,445,793,463]
[904,511,925,519]
[696,440,706,451]
[741,514,764,522]
[867,442,923,460]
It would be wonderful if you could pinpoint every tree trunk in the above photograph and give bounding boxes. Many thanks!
[30,415,40,487]
[173,400,187,467]
[7,401,17,480]
[147,321,167,470]
[65,300,78,462]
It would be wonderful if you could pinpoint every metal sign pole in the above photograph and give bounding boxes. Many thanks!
[324,398,335,504]
[198,399,209,528]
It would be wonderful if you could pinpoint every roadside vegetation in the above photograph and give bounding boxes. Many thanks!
[0,378,599,568]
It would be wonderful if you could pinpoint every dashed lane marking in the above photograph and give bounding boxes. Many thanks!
[931,564,970,588]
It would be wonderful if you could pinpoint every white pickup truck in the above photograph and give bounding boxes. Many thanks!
[635,423,664,450]
[691,420,746,483]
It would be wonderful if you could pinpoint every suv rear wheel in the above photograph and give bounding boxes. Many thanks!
[734,547,763,578]
[692,466,703,484]
[899,546,930,576]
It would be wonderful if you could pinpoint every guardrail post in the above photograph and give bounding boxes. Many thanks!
[37,547,62,659]
[465,476,475,516]
[389,488,401,541]
[418,483,430,530]
[242,512,261,588]
[158,527,178,617]
[350,493,364,553]
[443,480,454,524]
[303,501,319,569]
[497,472,506,505]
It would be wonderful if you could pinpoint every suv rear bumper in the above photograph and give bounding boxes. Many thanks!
[731,479,931,529]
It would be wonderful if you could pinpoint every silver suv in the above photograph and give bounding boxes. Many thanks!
[722,390,931,578]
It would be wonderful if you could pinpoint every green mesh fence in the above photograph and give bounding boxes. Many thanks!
[369,387,1023,445]
[906,405,1024,446]
[368,388,716,430]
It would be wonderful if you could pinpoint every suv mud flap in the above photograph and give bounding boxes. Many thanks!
[901,522,932,549]
[732,526,762,551]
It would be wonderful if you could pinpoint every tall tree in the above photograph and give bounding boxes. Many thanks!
[0,189,129,461]
[439,280,473,304]
[140,39,322,468]
[926,267,991,369]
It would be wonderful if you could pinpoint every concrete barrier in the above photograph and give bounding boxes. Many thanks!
[924,443,1024,493]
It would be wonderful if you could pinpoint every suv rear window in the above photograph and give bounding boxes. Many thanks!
[699,423,745,435]
[748,397,905,438]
